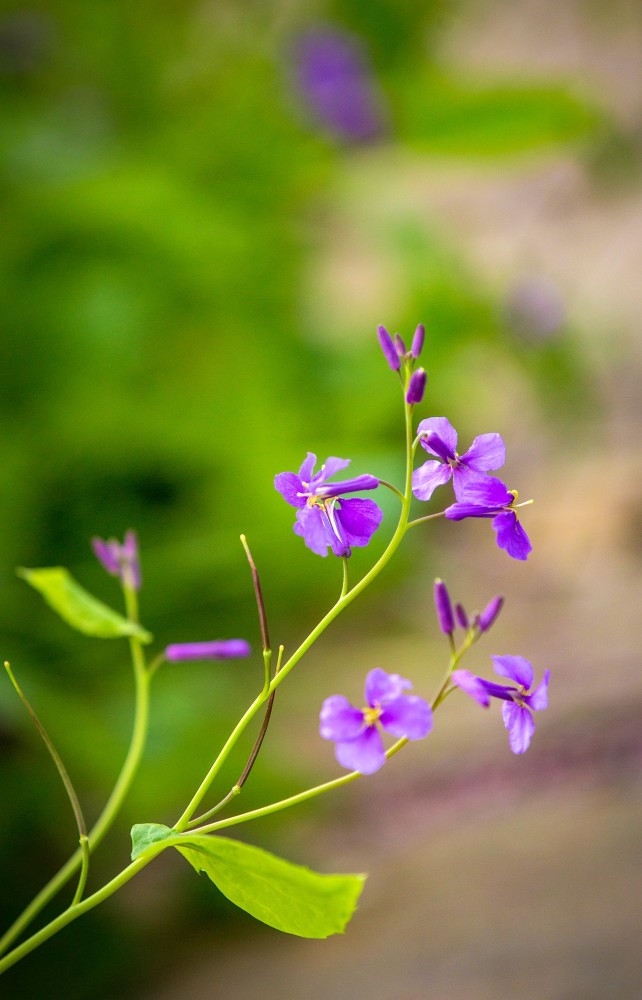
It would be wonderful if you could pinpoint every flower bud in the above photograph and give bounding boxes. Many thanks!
[406,368,427,405]
[478,595,504,633]
[165,640,251,662]
[454,603,469,629]
[433,578,454,634]
[393,333,407,356]
[377,324,401,371]
[411,323,425,359]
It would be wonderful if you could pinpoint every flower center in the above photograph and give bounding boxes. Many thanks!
[363,705,382,726]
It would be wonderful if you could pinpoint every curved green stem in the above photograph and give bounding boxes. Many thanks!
[0,588,151,958]
[174,398,417,831]
[0,843,166,977]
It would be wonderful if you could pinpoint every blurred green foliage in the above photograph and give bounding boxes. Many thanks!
[0,1,605,996]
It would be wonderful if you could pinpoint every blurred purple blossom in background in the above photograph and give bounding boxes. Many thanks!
[290,27,388,143]
[320,668,433,774]
[505,276,566,341]
[452,655,550,753]
[92,530,141,590]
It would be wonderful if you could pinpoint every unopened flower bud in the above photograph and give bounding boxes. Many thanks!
[434,578,454,634]
[478,595,504,633]
[411,323,425,359]
[406,368,427,405]
[165,640,251,662]
[393,333,407,356]
[455,603,469,629]
[377,324,401,371]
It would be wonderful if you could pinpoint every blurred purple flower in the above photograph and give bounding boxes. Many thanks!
[165,640,251,662]
[412,417,505,503]
[445,477,532,561]
[506,277,565,342]
[320,667,433,774]
[92,530,141,590]
[452,655,550,753]
[291,28,387,143]
[275,453,382,557]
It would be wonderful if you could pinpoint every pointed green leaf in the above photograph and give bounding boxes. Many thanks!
[175,834,366,938]
[18,567,152,642]
[130,823,177,860]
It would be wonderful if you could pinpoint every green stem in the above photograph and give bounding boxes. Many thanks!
[0,588,151,958]
[174,399,417,830]
[0,844,166,977]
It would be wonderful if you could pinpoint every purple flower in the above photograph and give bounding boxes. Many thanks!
[275,453,382,557]
[412,418,505,503]
[92,530,141,590]
[165,640,251,662]
[320,668,433,774]
[452,656,550,753]
[291,28,387,144]
[445,477,532,561]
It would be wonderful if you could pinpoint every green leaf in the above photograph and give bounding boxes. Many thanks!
[176,834,366,938]
[397,72,602,156]
[131,823,177,860]
[18,567,152,642]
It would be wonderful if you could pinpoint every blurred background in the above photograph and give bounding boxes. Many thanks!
[1,0,641,996]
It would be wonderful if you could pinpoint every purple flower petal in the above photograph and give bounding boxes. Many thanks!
[365,667,412,707]
[492,511,532,560]
[298,452,317,483]
[317,474,379,499]
[451,466,490,502]
[91,537,120,576]
[461,433,506,472]
[417,417,458,458]
[525,669,550,711]
[502,702,536,753]
[293,505,332,556]
[380,694,433,740]
[274,472,306,507]
[492,654,534,689]
[454,475,514,509]
[165,640,251,662]
[335,497,383,547]
[335,725,386,774]
[320,695,366,741]
[451,669,492,707]
[314,456,351,483]
[412,461,452,501]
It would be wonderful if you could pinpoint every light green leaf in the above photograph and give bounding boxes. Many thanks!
[131,823,177,860]
[398,72,602,156]
[18,567,152,642]
[176,834,365,938]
